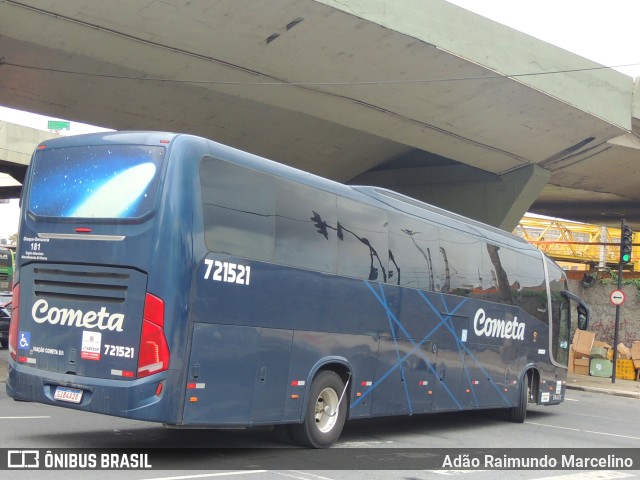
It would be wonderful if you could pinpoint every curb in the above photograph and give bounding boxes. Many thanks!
[565,383,640,399]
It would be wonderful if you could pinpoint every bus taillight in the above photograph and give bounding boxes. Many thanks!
[8,283,19,361]
[137,293,170,378]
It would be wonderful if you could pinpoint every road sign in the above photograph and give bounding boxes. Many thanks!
[610,289,626,306]
[48,120,70,130]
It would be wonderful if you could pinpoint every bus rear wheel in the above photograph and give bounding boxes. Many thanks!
[290,370,347,448]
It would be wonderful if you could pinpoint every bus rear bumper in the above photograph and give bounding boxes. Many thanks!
[5,360,182,424]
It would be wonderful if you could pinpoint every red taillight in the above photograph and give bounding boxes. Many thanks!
[137,293,170,378]
[8,283,20,361]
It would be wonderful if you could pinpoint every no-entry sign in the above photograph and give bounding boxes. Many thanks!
[610,289,626,306]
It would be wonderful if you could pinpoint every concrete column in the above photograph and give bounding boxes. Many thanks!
[390,164,551,231]
[491,164,552,231]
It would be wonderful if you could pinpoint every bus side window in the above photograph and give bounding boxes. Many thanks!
[517,252,548,325]
[275,180,337,274]
[388,213,439,290]
[438,229,481,296]
[337,198,388,282]
[200,157,276,262]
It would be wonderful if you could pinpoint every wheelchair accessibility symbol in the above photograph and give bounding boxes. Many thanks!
[18,331,31,350]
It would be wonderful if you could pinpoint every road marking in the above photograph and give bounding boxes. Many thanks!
[0,416,50,419]
[535,471,635,480]
[582,429,640,441]
[564,411,638,424]
[287,472,336,480]
[429,471,480,476]
[275,472,337,480]
[336,440,394,447]
[563,398,579,402]
[526,422,580,432]
[143,471,267,480]
[526,421,640,441]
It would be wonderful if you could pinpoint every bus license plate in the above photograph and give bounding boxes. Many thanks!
[53,386,83,404]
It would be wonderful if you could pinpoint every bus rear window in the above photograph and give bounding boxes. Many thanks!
[28,145,165,219]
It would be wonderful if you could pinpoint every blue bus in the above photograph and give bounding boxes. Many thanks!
[7,132,589,448]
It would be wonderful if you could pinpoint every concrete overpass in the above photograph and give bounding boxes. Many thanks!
[0,120,58,197]
[1,0,639,230]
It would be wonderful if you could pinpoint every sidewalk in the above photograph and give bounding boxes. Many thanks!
[1,356,639,399]
[566,372,640,399]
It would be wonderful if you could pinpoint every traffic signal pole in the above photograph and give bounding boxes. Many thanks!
[612,246,622,384]
[612,219,631,384]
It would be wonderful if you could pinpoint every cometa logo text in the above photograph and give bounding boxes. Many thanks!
[473,308,525,341]
[32,299,125,332]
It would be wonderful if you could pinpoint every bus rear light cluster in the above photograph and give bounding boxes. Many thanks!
[8,283,20,361]
[137,293,170,378]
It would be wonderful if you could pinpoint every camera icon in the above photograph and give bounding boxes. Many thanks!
[7,450,40,468]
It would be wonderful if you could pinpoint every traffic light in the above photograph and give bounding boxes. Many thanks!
[620,224,633,264]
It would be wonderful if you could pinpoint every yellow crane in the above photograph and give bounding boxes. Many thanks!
[513,216,638,271]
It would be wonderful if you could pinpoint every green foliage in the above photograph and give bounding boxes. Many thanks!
[596,268,640,300]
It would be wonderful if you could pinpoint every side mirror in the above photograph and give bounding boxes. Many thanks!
[563,291,590,330]
[577,305,589,330]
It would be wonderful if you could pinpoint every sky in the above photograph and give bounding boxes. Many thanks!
[447,0,640,78]
[1,0,640,240]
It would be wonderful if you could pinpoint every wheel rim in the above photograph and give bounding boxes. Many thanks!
[314,387,339,433]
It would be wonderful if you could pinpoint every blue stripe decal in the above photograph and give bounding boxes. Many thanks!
[418,291,510,406]
[352,281,464,410]
[377,283,413,414]
[437,293,479,407]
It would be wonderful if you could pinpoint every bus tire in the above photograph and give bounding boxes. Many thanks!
[508,374,528,423]
[290,370,347,448]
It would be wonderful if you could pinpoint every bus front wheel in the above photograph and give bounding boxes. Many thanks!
[290,370,347,448]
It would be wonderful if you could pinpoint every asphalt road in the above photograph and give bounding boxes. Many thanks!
[1,348,639,480]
